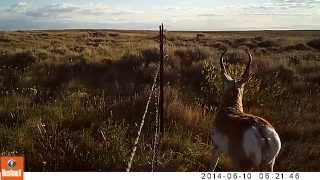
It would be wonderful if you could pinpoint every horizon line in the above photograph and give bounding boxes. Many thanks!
[1,27,320,32]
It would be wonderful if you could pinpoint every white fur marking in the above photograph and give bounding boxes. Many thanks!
[263,127,281,164]
[213,129,229,153]
[242,127,262,166]
[242,126,281,166]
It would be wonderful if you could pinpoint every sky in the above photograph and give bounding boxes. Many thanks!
[0,0,320,31]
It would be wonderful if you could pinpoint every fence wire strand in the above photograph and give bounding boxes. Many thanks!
[151,87,160,172]
[126,65,160,172]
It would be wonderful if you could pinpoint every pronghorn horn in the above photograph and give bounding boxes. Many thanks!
[239,50,253,84]
[220,50,233,81]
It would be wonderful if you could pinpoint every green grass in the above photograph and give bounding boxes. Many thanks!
[0,30,320,171]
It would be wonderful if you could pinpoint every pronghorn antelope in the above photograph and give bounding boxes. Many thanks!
[212,50,281,171]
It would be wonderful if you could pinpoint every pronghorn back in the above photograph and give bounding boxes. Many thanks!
[214,108,281,170]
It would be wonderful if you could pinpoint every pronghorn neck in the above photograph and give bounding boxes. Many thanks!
[220,85,244,112]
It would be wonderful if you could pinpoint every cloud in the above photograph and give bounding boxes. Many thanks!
[272,0,320,8]
[25,4,79,18]
[22,3,140,23]
[239,1,320,16]
[197,13,222,17]
[1,1,320,31]
[7,0,29,13]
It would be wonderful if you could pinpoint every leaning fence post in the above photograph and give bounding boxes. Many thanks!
[159,23,164,136]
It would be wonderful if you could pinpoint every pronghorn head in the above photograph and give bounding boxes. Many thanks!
[219,50,252,112]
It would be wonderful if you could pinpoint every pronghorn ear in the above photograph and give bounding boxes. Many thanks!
[238,50,253,84]
[220,49,233,81]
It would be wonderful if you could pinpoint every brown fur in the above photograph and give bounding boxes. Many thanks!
[213,50,278,171]
[214,108,274,170]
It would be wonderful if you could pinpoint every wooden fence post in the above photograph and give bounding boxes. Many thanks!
[159,24,164,136]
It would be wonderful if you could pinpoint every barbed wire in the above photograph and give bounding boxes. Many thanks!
[151,87,160,172]
[126,65,160,172]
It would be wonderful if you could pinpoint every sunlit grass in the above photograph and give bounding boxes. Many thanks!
[0,30,320,171]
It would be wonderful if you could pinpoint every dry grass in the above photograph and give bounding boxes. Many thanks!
[0,30,320,171]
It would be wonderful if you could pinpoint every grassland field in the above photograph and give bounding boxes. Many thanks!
[0,29,320,171]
